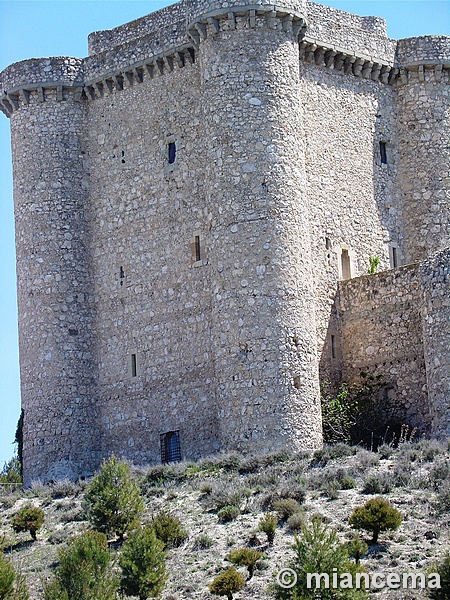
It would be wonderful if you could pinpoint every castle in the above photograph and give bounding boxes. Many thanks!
[0,0,449,486]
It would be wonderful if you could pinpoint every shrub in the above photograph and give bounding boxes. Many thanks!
[218,506,240,523]
[0,552,29,600]
[258,513,277,545]
[362,473,392,494]
[429,459,450,491]
[287,512,305,533]
[84,455,144,540]
[207,483,243,511]
[43,531,118,600]
[274,499,302,521]
[193,534,213,550]
[226,548,263,580]
[346,535,368,565]
[119,526,167,599]
[435,482,450,513]
[273,519,368,599]
[209,568,246,600]
[429,551,450,600]
[151,511,188,548]
[50,480,80,499]
[349,498,402,544]
[11,506,45,541]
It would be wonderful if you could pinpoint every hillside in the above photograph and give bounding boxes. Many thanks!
[1,440,449,599]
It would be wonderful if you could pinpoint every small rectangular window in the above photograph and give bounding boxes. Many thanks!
[341,249,351,280]
[131,353,137,378]
[194,235,201,262]
[379,141,387,164]
[168,142,176,164]
[160,430,181,463]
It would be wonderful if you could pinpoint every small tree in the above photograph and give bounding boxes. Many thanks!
[346,535,368,565]
[119,526,167,599]
[84,455,144,540]
[226,548,263,579]
[429,551,450,600]
[11,506,44,541]
[43,531,118,600]
[151,511,188,548]
[0,457,22,486]
[349,498,402,544]
[273,519,368,600]
[258,513,277,546]
[209,568,246,600]
[0,552,29,600]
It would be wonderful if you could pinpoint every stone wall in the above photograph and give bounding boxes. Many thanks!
[421,249,450,439]
[338,265,430,433]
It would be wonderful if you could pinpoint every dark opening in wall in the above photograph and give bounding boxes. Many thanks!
[331,334,336,359]
[194,235,201,262]
[119,266,125,286]
[325,237,332,250]
[121,150,125,164]
[131,353,137,378]
[160,430,181,463]
[379,141,387,164]
[391,246,398,268]
[168,142,176,164]
[341,249,351,280]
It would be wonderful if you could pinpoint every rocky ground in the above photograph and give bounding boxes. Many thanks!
[1,439,449,599]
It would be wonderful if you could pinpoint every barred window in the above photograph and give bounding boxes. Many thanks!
[160,430,181,463]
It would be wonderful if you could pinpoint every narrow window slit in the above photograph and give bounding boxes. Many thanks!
[131,353,137,378]
[379,141,387,164]
[331,335,336,359]
[195,235,201,262]
[168,142,176,164]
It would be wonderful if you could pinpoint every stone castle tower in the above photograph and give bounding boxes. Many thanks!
[0,0,449,485]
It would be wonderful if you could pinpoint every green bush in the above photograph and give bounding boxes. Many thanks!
[0,552,29,600]
[43,531,118,600]
[349,498,402,544]
[346,535,368,565]
[429,551,450,600]
[258,513,277,545]
[11,506,44,541]
[119,526,167,599]
[274,499,302,521]
[151,511,188,548]
[226,548,263,579]
[218,506,240,523]
[209,568,246,600]
[84,455,144,540]
[272,519,368,600]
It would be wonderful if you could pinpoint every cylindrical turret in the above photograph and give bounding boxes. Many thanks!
[0,58,99,484]
[188,0,323,453]
[396,36,450,263]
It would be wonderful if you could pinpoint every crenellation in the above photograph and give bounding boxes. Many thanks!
[1,0,449,483]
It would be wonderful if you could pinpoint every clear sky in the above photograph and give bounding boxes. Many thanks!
[0,0,449,467]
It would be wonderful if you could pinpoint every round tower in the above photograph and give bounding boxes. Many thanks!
[187,0,323,453]
[0,58,100,484]
[396,36,450,263]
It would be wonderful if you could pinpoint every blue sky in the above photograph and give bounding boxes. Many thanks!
[0,0,449,467]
